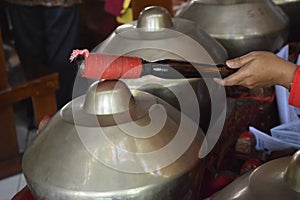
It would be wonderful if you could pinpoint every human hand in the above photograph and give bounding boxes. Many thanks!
[214,51,297,89]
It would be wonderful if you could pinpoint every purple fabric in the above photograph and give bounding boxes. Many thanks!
[104,0,124,16]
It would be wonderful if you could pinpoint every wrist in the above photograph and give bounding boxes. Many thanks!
[288,82,292,91]
[279,63,297,90]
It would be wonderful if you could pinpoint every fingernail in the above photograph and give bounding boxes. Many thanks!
[213,78,224,85]
[226,60,234,67]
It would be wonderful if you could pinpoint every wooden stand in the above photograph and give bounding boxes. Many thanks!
[0,30,59,179]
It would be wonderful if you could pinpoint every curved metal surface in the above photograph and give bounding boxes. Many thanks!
[90,6,228,133]
[93,6,228,66]
[273,0,300,42]
[194,0,256,4]
[212,150,300,199]
[23,80,206,200]
[284,150,300,193]
[176,0,289,58]
[136,6,173,30]
[273,0,300,4]
[83,80,135,115]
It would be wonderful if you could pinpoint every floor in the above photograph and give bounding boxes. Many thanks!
[0,173,27,200]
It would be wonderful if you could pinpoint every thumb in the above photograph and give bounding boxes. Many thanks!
[226,53,255,69]
[226,58,243,69]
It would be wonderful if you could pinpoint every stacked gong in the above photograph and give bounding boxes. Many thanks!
[92,6,229,132]
[22,6,230,200]
[273,0,300,42]
[176,0,289,58]
[211,150,300,199]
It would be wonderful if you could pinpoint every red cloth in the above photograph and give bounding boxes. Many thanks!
[11,186,35,200]
[83,53,143,80]
[289,66,300,107]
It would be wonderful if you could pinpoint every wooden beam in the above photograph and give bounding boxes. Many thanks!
[0,73,59,106]
[0,154,22,180]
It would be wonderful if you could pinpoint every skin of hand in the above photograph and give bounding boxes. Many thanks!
[214,51,298,89]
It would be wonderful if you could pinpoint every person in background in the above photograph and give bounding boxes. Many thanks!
[5,0,82,109]
[214,51,300,108]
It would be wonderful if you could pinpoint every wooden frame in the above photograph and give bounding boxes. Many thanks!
[0,29,59,179]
